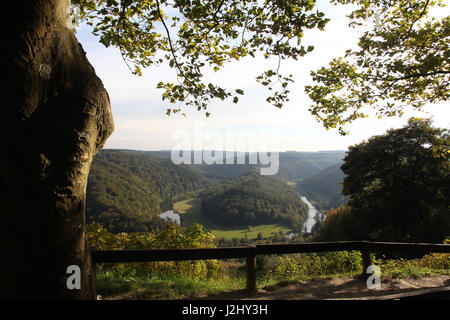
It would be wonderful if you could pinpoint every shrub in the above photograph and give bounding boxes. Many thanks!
[268,251,362,281]
[87,222,219,280]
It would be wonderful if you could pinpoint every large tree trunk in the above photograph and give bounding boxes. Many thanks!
[0,0,113,298]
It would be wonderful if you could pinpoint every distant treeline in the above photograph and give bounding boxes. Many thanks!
[139,149,345,181]
[316,119,450,243]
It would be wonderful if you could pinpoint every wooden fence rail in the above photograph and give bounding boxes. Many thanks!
[90,241,450,293]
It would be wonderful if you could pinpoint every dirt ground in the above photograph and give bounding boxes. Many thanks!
[197,275,450,300]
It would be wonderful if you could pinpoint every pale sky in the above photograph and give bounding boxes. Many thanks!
[75,1,449,152]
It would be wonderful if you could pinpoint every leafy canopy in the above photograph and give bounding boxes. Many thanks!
[306,0,449,134]
[74,0,328,116]
[75,0,449,133]
[340,118,450,242]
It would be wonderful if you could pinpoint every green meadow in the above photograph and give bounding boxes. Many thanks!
[173,198,292,240]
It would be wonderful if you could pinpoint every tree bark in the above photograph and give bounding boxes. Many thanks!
[0,0,113,299]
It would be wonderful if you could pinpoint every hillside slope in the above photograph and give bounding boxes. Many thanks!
[86,149,345,232]
[295,163,347,211]
[86,150,212,232]
[201,172,308,231]
[140,150,345,181]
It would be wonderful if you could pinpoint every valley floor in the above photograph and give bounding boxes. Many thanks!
[173,197,293,240]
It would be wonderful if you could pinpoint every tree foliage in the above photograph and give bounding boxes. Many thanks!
[74,0,329,114]
[74,1,448,131]
[306,0,449,134]
[87,222,219,279]
[334,118,450,242]
[316,206,359,241]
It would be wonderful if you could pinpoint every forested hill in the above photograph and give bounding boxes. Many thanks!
[86,150,212,232]
[128,149,345,181]
[93,150,209,199]
[201,172,309,232]
[277,151,345,181]
[86,149,345,232]
[295,163,347,211]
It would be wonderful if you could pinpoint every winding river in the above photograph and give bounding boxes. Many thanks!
[159,210,180,225]
[300,196,318,233]
[159,195,319,235]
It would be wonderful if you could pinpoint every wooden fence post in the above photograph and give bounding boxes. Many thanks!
[92,263,97,299]
[361,242,372,278]
[246,246,257,292]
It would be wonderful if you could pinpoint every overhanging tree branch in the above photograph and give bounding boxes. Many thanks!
[408,0,430,34]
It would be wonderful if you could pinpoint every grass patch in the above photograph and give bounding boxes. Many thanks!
[96,262,246,300]
[96,252,450,300]
[212,225,292,240]
[174,198,208,225]
[373,254,450,279]
[174,198,292,240]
